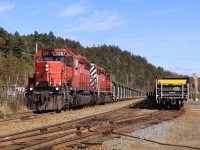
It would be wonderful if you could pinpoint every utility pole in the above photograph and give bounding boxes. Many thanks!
[127,74,128,87]
[192,73,199,101]
[126,65,129,87]
[36,43,38,53]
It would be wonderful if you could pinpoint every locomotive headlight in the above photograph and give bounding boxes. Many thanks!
[55,87,59,91]
[29,87,33,91]
[45,67,49,71]
[45,64,49,67]
[45,64,49,71]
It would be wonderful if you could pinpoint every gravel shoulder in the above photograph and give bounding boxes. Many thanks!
[0,98,144,136]
[103,100,200,150]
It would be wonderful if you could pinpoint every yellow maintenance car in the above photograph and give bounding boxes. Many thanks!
[156,78,189,109]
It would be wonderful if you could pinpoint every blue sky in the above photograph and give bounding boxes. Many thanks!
[0,0,200,76]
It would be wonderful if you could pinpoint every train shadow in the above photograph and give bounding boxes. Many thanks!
[32,110,55,114]
[136,98,180,110]
[138,98,160,110]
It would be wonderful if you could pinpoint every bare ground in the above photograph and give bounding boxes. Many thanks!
[1,99,199,150]
[102,100,200,150]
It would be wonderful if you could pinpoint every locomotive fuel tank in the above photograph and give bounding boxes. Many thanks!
[73,94,92,107]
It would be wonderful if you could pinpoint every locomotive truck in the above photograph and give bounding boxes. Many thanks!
[155,78,189,109]
[25,48,143,111]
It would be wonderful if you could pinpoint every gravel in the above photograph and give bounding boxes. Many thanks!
[2,98,199,150]
[103,122,176,150]
[103,101,200,150]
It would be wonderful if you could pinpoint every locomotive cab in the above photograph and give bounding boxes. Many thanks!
[34,49,67,88]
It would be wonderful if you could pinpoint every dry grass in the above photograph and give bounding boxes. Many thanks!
[0,104,29,115]
[0,105,13,115]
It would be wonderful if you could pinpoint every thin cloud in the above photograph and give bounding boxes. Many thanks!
[151,55,158,58]
[123,31,200,48]
[120,0,139,2]
[59,2,86,17]
[163,31,200,43]
[134,7,188,23]
[33,7,42,15]
[181,57,200,61]
[167,66,192,71]
[165,66,194,74]
[67,11,127,32]
[0,2,15,13]
[147,8,182,16]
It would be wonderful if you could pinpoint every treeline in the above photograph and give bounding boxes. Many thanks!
[0,27,181,91]
[83,45,179,91]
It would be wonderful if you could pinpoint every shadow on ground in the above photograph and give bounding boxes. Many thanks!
[139,98,160,110]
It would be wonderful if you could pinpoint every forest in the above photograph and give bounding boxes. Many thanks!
[0,27,185,114]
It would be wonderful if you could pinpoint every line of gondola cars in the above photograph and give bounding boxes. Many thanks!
[146,91,155,99]
[24,48,143,111]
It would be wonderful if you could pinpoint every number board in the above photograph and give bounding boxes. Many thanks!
[56,51,66,56]
[42,51,51,56]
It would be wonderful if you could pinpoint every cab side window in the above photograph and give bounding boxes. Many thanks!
[55,57,66,63]
[67,56,73,67]
[107,75,110,80]
[35,57,42,62]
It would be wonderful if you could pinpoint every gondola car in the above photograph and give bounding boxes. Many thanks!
[155,77,189,109]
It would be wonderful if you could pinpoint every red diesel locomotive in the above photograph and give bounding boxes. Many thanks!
[25,48,142,111]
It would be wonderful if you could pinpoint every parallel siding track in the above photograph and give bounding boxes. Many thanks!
[0,111,57,125]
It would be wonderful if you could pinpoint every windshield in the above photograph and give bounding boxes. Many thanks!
[43,56,66,63]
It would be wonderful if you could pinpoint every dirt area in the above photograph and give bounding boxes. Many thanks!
[102,100,200,150]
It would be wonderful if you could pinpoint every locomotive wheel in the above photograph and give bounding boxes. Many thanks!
[67,95,74,111]
[27,94,37,110]
[158,101,163,110]
[91,94,97,107]
[26,95,33,110]
[176,100,180,110]
[164,101,170,110]
[180,101,184,107]
[90,99,94,107]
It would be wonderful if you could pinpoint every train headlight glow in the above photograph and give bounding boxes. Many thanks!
[55,87,59,91]
[45,64,49,71]
[30,87,33,91]
[45,68,49,71]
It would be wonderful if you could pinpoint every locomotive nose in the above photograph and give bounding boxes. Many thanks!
[35,61,64,87]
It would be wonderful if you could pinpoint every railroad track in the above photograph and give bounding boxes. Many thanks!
[0,98,183,150]
[52,109,183,150]
[0,98,144,125]
[0,111,57,125]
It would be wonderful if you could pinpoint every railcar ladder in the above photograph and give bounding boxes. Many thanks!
[64,83,70,110]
